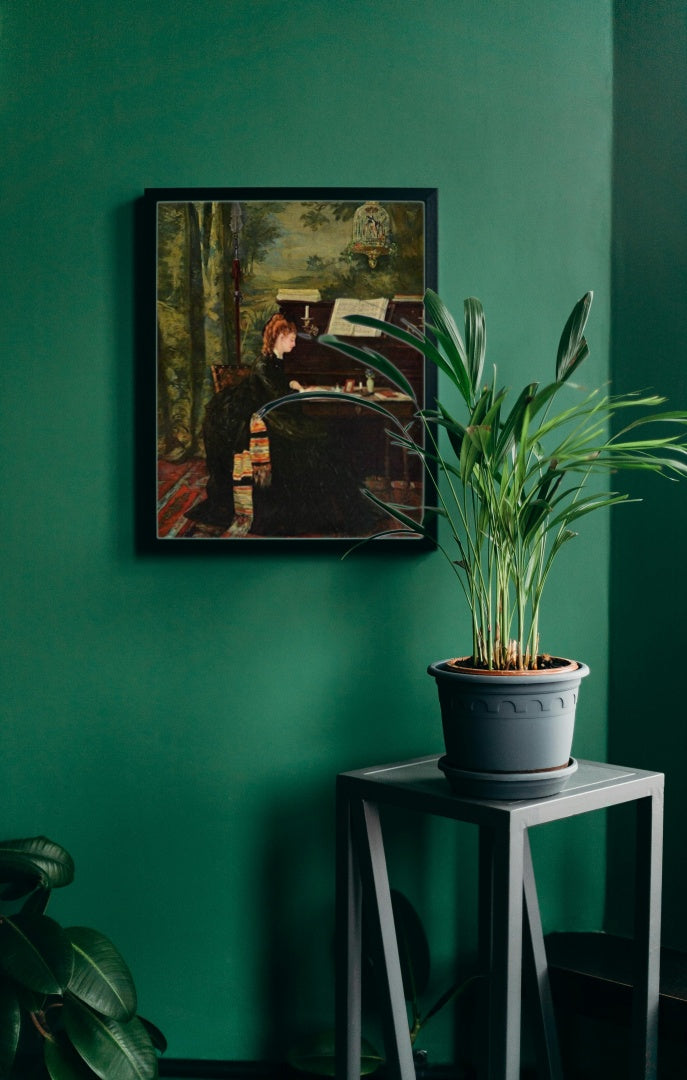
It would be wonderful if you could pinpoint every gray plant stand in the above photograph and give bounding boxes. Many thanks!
[335,756,664,1080]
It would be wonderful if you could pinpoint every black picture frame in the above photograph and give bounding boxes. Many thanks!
[141,187,437,550]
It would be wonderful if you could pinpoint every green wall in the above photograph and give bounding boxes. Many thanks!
[2,0,614,1063]
[608,0,687,950]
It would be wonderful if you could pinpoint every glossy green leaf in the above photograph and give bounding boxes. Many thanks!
[467,386,508,469]
[316,338,416,399]
[424,289,469,370]
[138,1017,167,1056]
[460,388,493,485]
[63,998,157,1080]
[526,378,566,421]
[361,488,433,538]
[496,383,539,460]
[0,980,21,1077]
[14,980,45,1015]
[0,838,74,893]
[0,878,40,903]
[67,928,137,1022]
[45,1035,102,1080]
[555,291,592,382]
[464,296,486,392]
[547,492,631,532]
[390,890,431,1002]
[435,403,468,460]
[329,286,687,669]
[287,1030,382,1077]
[342,314,455,394]
[21,887,51,916]
[0,913,73,994]
[424,290,473,403]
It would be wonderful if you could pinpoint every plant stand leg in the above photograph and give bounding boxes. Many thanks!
[478,822,525,1080]
[522,833,563,1080]
[631,792,663,1080]
[350,798,416,1080]
[336,781,363,1080]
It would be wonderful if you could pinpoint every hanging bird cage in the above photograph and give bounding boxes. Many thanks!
[350,200,392,268]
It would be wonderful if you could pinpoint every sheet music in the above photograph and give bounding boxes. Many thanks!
[327,297,389,336]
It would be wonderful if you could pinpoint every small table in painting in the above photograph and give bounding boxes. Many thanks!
[335,756,663,1080]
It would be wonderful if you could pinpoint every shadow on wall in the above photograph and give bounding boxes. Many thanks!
[257,773,489,1069]
[608,0,687,952]
[259,782,337,1057]
[258,784,438,1062]
[606,484,687,950]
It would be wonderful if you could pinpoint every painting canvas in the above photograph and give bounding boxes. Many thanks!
[146,187,437,546]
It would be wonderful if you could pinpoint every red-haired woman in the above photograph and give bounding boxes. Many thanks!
[186,314,380,537]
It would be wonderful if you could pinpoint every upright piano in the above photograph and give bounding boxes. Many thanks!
[277,297,424,398]
[276,297,427,499]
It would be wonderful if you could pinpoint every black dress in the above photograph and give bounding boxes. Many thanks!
[186,352,382,536]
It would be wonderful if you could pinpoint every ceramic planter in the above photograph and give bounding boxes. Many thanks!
[427,658,590,798]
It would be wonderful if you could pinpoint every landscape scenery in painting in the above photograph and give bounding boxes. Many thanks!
[155,196,429,540]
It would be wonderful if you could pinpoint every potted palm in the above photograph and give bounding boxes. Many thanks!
[260,289,687,796]
[0,836,165,1079]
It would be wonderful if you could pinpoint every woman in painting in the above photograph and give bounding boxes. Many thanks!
[186,313,382,537]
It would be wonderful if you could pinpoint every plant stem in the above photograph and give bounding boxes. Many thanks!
[30,1010,56,1043]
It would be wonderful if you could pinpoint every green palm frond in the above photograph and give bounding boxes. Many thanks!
[312,288,687,669]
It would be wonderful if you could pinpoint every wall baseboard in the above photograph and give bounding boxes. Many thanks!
[158,1062,464,1080]
[160,1063,288,1079]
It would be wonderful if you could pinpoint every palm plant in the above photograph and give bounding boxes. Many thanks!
[262,289,687,670]
[0,836,164,1080]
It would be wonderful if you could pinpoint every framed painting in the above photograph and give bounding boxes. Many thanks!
[143,187,437,548]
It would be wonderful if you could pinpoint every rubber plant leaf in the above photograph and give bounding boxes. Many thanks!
[45,1034,102,1080]
[0,980,21,1078]
[0,837,75,892]
[0,876,41,903]
[390,889,431,1002]
[67,927,137,1022]
[63,998,157,1080]
[286,1029,383,1077]
[139,1017,167,1056]
[14,980,45,1014]
[21,886,51,916]
[0,912,73,994]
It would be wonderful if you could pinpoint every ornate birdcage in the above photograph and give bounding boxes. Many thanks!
[349,200,392,268]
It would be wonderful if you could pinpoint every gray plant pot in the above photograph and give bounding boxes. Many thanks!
[427,658,590,798]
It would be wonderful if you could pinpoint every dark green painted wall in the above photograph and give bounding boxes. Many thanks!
[608,0,687,950]
[1,0,621,1062]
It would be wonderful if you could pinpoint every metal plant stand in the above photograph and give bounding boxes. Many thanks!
[336,757,664,1080]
